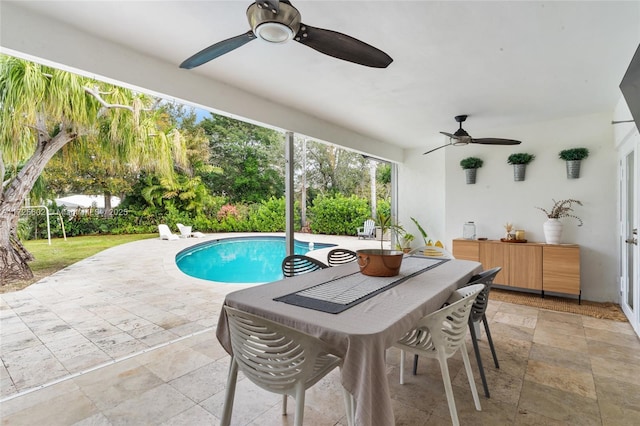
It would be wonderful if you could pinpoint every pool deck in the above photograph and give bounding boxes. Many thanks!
[0,233,381,409]
[3,233,640,425]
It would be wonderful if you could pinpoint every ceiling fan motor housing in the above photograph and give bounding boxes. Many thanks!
[247,2,301,43]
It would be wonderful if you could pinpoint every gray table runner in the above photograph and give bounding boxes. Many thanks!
[274,255,449,313]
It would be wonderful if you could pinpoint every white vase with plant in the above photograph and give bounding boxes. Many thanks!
[536,199,583,244]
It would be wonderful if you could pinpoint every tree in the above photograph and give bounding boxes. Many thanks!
[301,140,370,197]
[44,138,138,216]
[0,55,186,283]
[200,115,285,202]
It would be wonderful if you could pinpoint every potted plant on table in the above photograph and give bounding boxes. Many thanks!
[356,211,405,277]
[398,232,415,253]
[507,153,535,181]
[460,157,484,184]
[559,148,589,179]
[535,198,583,244]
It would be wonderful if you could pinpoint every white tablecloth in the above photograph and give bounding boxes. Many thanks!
[216,258,482,426]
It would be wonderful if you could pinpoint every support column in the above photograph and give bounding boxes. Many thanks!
[285,131,295,256]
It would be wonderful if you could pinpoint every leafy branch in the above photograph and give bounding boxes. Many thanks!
[536,199,583,226]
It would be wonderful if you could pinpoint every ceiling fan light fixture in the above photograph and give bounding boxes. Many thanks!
[254,22,294,43]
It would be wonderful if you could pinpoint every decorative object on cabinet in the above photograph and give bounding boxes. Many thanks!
[559,147,589,179]
[503,222,515,240]
[536,199,583,244]
[460,156,483,184]
[452,239,581,303]
[463,221,476,240]
[507,153,535,181]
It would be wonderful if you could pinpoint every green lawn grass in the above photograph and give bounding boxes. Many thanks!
[3,234,156,293]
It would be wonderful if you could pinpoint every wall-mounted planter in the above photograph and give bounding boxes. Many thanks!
[559,148,589,179]
[465,168,477,184]
[513,164,527,181]
[507,153,535,182]
[460,157,483,185]
[566,160,582,179]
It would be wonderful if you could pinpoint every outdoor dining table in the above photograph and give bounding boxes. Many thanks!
[216,256,482,426]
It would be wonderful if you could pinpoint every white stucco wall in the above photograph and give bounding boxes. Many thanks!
[400,112,620,302]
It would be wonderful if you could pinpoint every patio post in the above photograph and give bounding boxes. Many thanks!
[285,131,295,256]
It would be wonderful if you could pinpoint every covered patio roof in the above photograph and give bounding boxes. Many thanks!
[2,1,638,160]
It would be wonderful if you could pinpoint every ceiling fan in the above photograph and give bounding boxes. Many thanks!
[180,0,393,69]
[423,115,522,155]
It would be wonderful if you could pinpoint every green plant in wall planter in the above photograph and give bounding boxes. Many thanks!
[507,153,535,181]
[559,147,589,179]
[459,157,483,184]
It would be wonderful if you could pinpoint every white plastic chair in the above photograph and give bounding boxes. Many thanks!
[409,245,454,259]
[357,219,376,239]
[157,224,179,240]
[176,223,205,238]
[395,284,485,426]
[221,306,354,426]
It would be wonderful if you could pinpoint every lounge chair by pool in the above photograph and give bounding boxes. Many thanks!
[158,224,179,240]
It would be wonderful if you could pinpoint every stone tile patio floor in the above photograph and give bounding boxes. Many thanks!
[1,233,639,425]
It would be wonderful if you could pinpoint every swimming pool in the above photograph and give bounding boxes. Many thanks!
[175,236,336,283]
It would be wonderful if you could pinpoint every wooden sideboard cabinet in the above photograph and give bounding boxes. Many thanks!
[452,239,581,302]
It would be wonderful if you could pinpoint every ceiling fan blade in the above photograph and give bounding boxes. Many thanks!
[439,131,458,139]
[471,138,522,145]
[423,142,452,155]
[180,30,257,69]
[294,24,393,68]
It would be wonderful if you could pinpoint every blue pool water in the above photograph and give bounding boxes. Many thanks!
[175,236,336,283]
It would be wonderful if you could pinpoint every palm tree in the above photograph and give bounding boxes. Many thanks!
[0,55,186,282]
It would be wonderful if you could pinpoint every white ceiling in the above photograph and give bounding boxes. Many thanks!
[3,1,640,152]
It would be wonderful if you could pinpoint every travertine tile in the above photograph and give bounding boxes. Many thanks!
[168,359,228,403]
[518,380,601,425]
[599,401,640,426]
[0,329,41,353]
[525,359,596,399]
[93,332,149,358]
[537,309,583,325]
[1,381,88,421]
[493,311,538,329]
[584,326,640,350]
[72,412,112,426]
[102,383,195,425]
[587,338,640,364]
[535,317,585,337]
[0,376,17,397]
[529,342,591,371]
[4,391,97,424]
[582,315,636,335]
[200,375,281,424]
[591,354,640,386]
[532,327,588,352]
[136,344,213,382]
[161,404,218,425]
[514,410,573,425]
[495,302,540,317]
[594,375,640,409]
[489,321,535,342]
[3,343,69,390]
